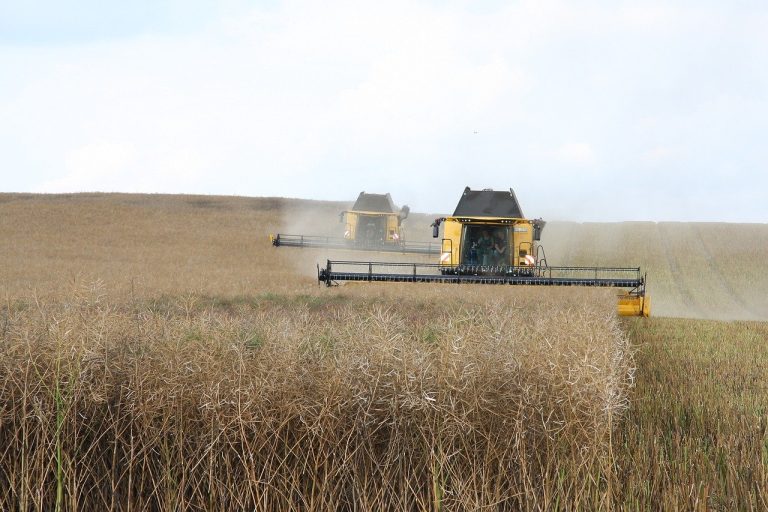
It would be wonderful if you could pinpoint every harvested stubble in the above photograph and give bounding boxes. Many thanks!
[0,285,632,510]
[615,318,768,510]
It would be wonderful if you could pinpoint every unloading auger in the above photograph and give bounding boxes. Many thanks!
[316,187,650,317]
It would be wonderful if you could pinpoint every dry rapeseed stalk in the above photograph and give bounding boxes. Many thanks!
[0,287,632,510]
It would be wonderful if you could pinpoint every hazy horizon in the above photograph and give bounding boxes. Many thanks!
[3,190,767,226]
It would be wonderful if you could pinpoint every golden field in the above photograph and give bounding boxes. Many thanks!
[0,192,766,510]
[2,193,766,320]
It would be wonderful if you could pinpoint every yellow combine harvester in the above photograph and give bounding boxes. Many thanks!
[318,187,650,317]
[340,192,409,245]
[271,192,439,255]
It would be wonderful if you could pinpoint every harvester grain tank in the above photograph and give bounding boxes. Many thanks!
[270,192,439,255]
[318,187,650,317]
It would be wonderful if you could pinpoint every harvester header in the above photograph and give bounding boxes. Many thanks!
[316,186,651,317]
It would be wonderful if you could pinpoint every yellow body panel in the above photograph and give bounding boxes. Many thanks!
[617,293,651,317]
[438,216,536,267]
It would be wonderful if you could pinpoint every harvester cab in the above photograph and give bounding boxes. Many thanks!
[317,186,651,317]
[339,192,410,246]
[430,187,547,272]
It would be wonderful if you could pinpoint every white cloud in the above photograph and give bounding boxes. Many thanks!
[555,143,596,166]
[37,142,207,193]
[38,142,136,192]
[642,145,676,163]
[2,0,768,222]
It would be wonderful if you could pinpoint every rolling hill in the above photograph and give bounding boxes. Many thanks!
[1,192,765,320]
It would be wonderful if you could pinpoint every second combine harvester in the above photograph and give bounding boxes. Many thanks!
[271,192,440,255]
[318,187,650,317]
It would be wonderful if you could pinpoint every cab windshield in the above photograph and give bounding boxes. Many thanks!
[461,225,509,266]
[356,215,386,245]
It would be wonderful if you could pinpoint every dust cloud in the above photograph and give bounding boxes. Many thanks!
[278,206,768,321]
[273,199,443,281]
[540,220,768,321]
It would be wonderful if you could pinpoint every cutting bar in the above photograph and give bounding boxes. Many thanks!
[318,260,645,289]
[271,234,441,255]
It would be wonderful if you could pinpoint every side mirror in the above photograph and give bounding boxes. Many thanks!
[430,218,444,238]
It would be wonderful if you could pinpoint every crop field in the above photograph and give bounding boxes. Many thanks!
[0,193,766,510]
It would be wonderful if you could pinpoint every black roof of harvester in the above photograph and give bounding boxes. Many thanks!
[452,187,525,218]
[351,192,399,213]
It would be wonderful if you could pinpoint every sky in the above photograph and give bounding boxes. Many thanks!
[1,0,766,222]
